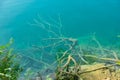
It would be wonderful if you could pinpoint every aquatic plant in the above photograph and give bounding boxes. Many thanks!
[0,38,22,80]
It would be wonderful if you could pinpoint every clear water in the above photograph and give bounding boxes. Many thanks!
[0,0,120,78]
[0,0,120,46]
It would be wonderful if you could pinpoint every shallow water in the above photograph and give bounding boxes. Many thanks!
[0,0,120,78]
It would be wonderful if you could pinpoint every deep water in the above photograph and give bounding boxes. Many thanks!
[0,0,120,76]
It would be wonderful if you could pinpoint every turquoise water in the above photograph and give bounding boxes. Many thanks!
[0,0,120,77]
[0,0,120,47]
